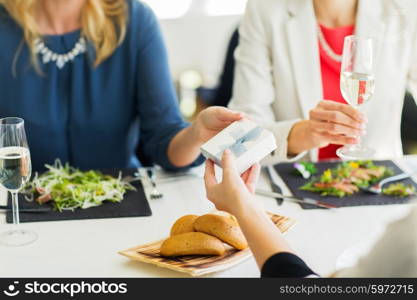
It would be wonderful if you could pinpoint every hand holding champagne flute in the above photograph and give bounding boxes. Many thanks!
[337,35,375,159]
[0,117,36,247]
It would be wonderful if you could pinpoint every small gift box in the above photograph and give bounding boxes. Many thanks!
[201,119,277,173]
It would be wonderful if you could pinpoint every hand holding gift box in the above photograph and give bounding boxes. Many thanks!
[201,119,277,173]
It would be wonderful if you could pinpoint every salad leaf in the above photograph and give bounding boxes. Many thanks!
[382,183,416,198]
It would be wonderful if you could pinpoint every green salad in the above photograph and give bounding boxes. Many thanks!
[24,160,135,211]
[382,183,416,198]
[300,161,393,197]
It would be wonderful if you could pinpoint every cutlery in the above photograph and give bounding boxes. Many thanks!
[133,167,156,202]
[255,189,338,209]
[0,205,51,213]
[132,171,202,183]
[360,173,411,194]
[265,165,284,205]
[155,173,203,183]
[146,168,163,199]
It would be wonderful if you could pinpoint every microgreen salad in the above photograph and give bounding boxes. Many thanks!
[382,183,416,198]
[300,161,394,197]
[24,160,135,211]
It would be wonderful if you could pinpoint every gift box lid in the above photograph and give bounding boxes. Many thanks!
[200,119,277,167]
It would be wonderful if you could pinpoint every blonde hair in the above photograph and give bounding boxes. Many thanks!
[0,0,128,68]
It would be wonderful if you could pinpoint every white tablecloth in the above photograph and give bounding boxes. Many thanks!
[1,157,416,278]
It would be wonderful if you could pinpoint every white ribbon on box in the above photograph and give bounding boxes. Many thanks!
[216,126,263,158]
[201,120,277,173]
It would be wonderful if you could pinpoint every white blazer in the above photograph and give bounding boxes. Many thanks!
[229,0,417,163]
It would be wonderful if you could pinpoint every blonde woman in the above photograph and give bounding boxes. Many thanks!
[0,0,242,171]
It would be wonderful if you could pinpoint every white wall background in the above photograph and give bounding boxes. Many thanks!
[142,0,246,86]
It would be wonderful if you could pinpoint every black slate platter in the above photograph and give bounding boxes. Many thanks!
[6,169,152,223]
[274,160,417,209]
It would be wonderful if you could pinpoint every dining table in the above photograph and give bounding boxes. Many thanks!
[1,156,417,278]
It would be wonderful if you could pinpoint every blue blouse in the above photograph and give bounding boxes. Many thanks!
[0,1,203,171]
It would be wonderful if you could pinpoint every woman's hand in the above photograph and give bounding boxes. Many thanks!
[288,100,367,155]
[204,149,261,216]
[193,107,244,144]
[204,150,295,269]
[167,107,243,168]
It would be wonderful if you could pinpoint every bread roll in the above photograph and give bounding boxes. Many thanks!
[194,214,248,250]
[160,232,225,257]
[170,215,199,236]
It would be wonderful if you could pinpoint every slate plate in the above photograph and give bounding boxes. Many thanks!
[6,169,152,223]
[274,160,417,209]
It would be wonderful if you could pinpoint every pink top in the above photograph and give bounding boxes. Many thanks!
[318,23,355,160]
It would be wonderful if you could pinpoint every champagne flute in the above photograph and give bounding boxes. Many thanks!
[337,35,375,159]
[0,117,37,246]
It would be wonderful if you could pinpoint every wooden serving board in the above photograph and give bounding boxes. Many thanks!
[118,212,296,277]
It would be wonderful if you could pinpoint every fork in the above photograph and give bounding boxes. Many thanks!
[146,168,163,199]
[360,172,411,194]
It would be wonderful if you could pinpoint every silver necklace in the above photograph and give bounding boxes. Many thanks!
[317,24,342,62]
[34,36,86,69]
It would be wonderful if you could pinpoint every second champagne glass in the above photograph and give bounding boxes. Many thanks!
[337,35,375,159]
[0,117,37,247]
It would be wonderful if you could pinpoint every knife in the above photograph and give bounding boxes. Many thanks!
[265,165,284,205]
[255,189,338,209]
[0,205,52,213]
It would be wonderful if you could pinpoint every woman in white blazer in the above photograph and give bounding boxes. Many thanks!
[229,0,417,163]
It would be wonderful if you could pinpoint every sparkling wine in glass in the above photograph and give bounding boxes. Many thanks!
[0,117,37,246]
[337,35,375,159]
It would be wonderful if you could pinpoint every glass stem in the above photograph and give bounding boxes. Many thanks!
[11,191,20,226]
[354,105,364,149]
